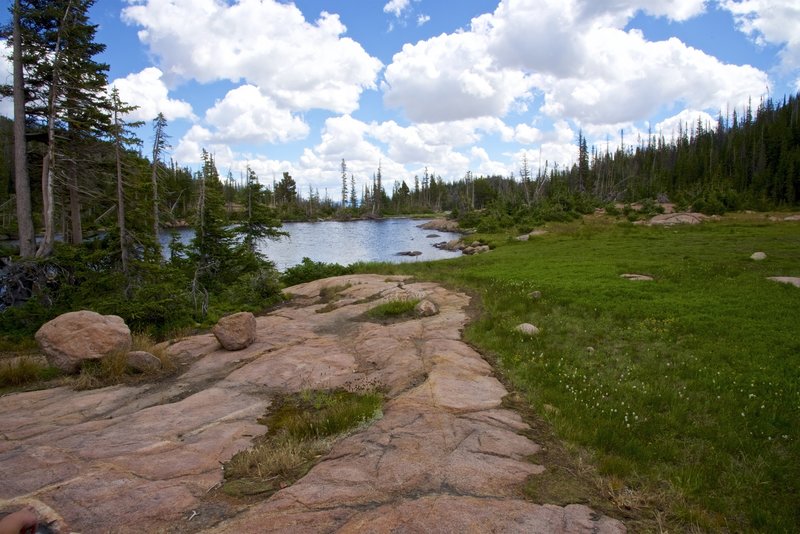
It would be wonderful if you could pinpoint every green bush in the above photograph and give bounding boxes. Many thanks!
[280,257,353,286]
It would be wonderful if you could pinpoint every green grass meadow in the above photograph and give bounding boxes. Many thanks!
[367,216,800,531]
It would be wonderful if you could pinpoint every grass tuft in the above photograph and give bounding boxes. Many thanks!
[364,298,420,320]
[0,356,61,390]
[222,389,383,498]
[72,333,176,390]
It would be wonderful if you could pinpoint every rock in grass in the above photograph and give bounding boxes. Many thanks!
[529,291,542,300]
[750,251,767,261]
[213,312,256,350]
[516,234,530,241]
[515,323,540,336]
[35,310,132,373]
[415,299,439,317]
[767,276,800,288]
[620,273,654,281]
[126,351,161,372]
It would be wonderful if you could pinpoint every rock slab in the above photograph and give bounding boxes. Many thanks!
[35,310,132,373]
[212,312,256,350]
[2,275,624,534]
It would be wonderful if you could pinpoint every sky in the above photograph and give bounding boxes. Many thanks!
[2,0,800,196]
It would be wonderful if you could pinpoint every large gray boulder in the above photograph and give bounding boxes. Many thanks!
[35,310,132,373]
[212,311,256,350]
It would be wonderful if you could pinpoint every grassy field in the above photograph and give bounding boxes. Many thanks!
[361,214,800,532]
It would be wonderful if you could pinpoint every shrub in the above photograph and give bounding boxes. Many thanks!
[280,257,353,286]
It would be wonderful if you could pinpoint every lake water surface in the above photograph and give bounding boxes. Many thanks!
[160,218,461,271]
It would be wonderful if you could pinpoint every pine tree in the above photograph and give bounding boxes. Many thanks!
[237,165,286,255]
[10,0,35,257]
[12,0,112,256]
[340,158,348,209]
[109,87,142,279]
[150,112,169,246]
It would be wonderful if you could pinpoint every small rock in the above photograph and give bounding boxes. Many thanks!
[414,299,439,317]
[515,323,540,336]
[750,252,767,261]
[396,250,422,257]
[515,234,530,241]
[528,230,548,236]
[620,273,654,281]
[35,310,132,373]
[426,234,440,238]
[767,276,800,288]
[126,351,162,372]
[471,241,482,247]
[212,312,256,350]
[529,291,542,300]
[586,346,595,355]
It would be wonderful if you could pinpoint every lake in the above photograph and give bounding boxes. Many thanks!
[160,218,462,271]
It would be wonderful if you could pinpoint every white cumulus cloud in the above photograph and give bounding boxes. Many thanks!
[109,67,194,121]
[384,0,411,18]
[122,0,382,113]
[383,0,769,129]
[383,31,532,122]
[204,85,309,144]
[722,0,800,72]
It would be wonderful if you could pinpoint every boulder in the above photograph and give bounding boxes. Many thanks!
[396,250,423,257]
[35,311,132,373]
[515,323,540,336]
[463,245,490,256]
[783,215,800,221]
[126,351,162,372]
[414,299,439,317]
[443,239,463,251]
[212,312,256,350]
[426,234,440,238]
[750,252,767,261]
[649,213,706,225]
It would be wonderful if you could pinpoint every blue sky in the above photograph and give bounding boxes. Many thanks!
[2,0,800,195]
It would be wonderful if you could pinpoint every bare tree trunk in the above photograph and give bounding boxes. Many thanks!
[36,148,55,257]
[12,0,35,257]
[114,113,128,277]
[67,170,82,244]
[36,0,73,258]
